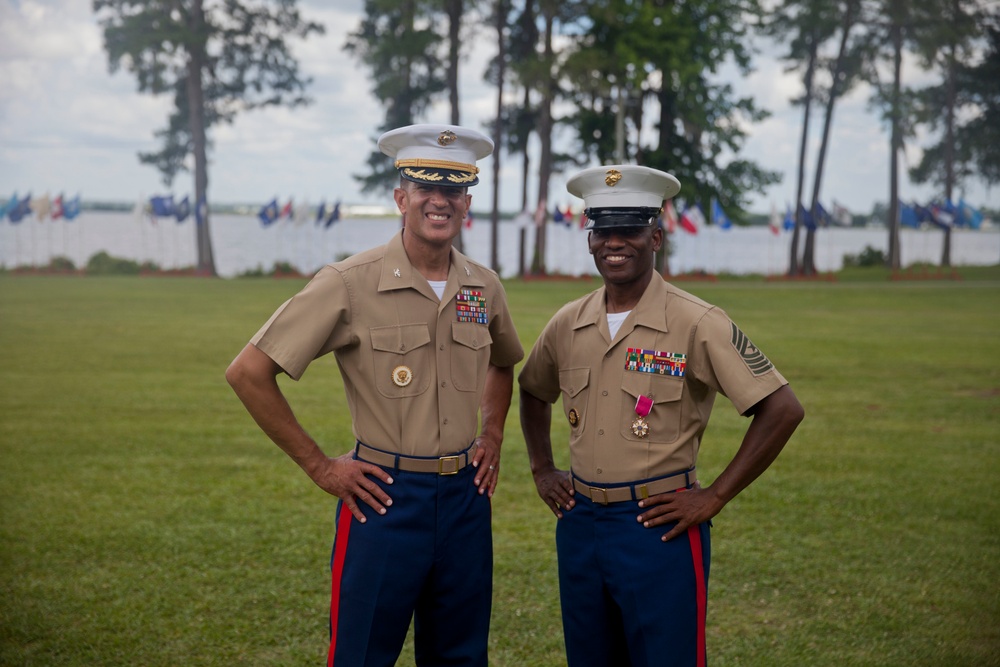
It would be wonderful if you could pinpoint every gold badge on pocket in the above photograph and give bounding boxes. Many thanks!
[568,408,580,427]
[392,365,413,387]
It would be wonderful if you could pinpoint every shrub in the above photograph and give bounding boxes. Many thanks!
[85,251,142,275]
[843,245,886,268]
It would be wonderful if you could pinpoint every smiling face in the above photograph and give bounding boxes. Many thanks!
[587,224,663,287]
[393,180,471,249]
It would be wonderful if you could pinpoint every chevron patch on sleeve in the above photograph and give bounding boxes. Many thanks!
[730,322,774,376]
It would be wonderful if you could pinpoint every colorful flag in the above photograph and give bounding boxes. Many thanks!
[150,195,175,218]
[832,200,852,226]
[8,193,32,223]
[679,203,703,234]
[662,200,678,234]
[324,201,341,228]
[31,193,52,220]
[174,195,191,223]
[293,199,311,227]
[195,196,207,227]
[929,201,954,228]
[534,199,547,227]
[711,198,732,230]
[798,203,815,230]
[958,199,983,229]
[463,208,474,229]
[553,205,565,225]
[900,202,919,228]
[315,201,326,225]
[63,195,81,221]
[783,204,794,231]
[258,198,279,226]
[768,202,781,235]
[52,194,65,220]
[280,199,293,220]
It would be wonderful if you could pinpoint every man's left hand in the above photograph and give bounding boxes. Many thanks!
[471,434,501,497]
[636,483,719,542]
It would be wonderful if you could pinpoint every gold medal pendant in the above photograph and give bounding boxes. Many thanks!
[631,416,649,438]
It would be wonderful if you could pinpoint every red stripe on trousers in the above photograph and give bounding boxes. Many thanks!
[327,506,353,667]
[687,524,707,667]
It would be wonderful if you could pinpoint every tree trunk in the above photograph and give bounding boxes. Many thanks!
[445,0,465,254]
[790,34,817,277]
[807,1,857,276]
[490,0,507,273]
[531,8,555,275]
[941,30,957,267]
[887,10,903,271]
[187,0,215,276]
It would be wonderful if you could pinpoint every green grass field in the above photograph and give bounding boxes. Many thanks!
[1,270,998,666]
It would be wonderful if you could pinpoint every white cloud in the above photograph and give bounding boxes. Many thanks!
[0,0,995,213]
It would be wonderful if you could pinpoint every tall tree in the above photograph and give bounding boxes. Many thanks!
[804,0,865,274]
[907,0,989,265]
[763,0,843,276]
[345,0,445,195]
[94,0,324,276]
[565,0,779,234]
[485,0,512,272]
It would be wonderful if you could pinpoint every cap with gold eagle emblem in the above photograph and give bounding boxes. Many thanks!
[378,124,494,188]
[566,164,681,229]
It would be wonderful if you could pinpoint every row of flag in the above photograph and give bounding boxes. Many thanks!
[258,198,342,228]
[900,199,984,230]
[2,193,82,222]
[144,194,208,225]
[547,198,732,235]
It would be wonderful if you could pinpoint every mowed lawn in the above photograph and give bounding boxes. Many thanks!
[1,271,998,666]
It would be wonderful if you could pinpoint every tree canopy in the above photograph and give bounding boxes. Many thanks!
[94,0,324,274]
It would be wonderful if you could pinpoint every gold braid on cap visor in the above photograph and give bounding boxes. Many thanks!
[395,158,479,174]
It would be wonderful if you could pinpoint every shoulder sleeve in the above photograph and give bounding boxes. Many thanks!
[517,309,566,404]
[250,266,354,380]
[688,306,788,415]
[486,279,524,368]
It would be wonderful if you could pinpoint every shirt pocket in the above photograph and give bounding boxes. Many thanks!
[620,373,684,443]
[370,324,433,398]
[558,367,590,435]
[450,321,493,392]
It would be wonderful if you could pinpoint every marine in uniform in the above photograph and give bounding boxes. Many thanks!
[227,124,523,667]
[518,165,804,667]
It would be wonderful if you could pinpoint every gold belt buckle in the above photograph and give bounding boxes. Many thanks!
[589,486,609,505]
[438,455,461,475]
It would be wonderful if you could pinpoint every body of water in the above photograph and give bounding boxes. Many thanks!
[1,210,997,278]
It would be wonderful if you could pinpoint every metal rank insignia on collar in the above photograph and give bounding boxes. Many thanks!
[392,365,413,387]
[456,289,488,324]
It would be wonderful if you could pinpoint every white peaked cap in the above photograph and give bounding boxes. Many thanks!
[378,124,494,187]
[566,165,681,209]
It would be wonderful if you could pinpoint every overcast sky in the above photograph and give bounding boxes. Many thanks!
[1,0,995,216]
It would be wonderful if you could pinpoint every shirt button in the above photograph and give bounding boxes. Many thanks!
[440,344,445,350]
[602,391,608,396]
[441,381,446,387]
[596,468,603,475]
[598,429,604,435]
[400,344,406,351]
[443,419,448,425]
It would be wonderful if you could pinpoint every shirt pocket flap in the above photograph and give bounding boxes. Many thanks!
[370,324,431,353]
[621,372,684,404]
[558,368,590,399]
[451,321,493,351]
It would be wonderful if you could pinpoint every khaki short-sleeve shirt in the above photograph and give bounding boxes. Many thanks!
[518,276,786,484]
[251,230,524,457]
